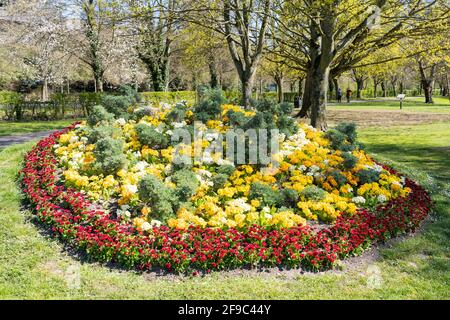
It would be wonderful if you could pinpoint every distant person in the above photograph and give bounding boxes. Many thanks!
[346,88,353,103]
[337,88,342,103]
[294,95,301,109]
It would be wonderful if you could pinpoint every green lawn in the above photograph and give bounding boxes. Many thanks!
[0,119,79,137]
[0,122,449,299]
[329,96,450,114]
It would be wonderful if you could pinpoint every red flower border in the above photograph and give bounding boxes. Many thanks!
[19,125,432,273]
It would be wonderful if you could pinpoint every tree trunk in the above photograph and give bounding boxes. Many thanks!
[42,77,49,101]
[310,65,329,131]
[333,78,339,100]
[242,78,254,108]
[399,81,404,94]
[373,78,378,98]
[298,78,303,97]
[297,69,313,117]
[275,75,284,103]
[209,60,219,89]
[381,80,387,97]
[422,80,434,103]
[356,78,363,99]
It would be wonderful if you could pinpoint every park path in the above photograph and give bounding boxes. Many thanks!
[0,130,55,148]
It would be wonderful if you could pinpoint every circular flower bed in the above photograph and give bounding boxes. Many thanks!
[19,99,432,273]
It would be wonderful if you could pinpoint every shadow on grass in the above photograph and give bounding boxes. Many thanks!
[362,141,450,283]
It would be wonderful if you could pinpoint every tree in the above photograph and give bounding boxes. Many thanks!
[185,0,271,107]
[275,0,450,129]
[128,0,178,92]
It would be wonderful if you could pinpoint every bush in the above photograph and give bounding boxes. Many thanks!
[101,95,133,117]
[138,174,175,222]
[356,169,380,184]
[172,169,199,202]
[226,109,249,127]
[282,188,299,207]
[166,102,187,122]
[328,170,347,187]
[93,137,126,175]
[135,123,169,149]
[87,105,114,126]
[140,91,196,105]
[249,182,283,207]
[79,92,103,115]
[194,89,225,122]
[217,164,236,176]
[212,173,229,191]
[341,152,358,169]
[277,114,298,136]
[335,122,357,144]
[87,125,121,144]
[325,122,359,151]
[300,185,326,201]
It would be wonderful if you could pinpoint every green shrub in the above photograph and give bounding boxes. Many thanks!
[226,109,249,127]
[212,173,229,191]
[138,174,175,222]
[281,188,299,207]
[172,169,199,202]
[326,122,360,151]
[325,129,347,150]
[300,185,326,201]
[328,170,347,187]
[166,102,187,122]
[279,102,293,115]
[93,137,126,175]
[101,95,133,117]
[194,89,225,122]
[336,122,357,144]
[249,182,283,207]
[87,105,114,126]
[277,114,298,136]
[217,164,236,176]
[140,91,196,105]
[341,152,358,169]
[356,169,380,184]
[79,92,103,115]
[87,125,121,144]
[134,123,169,149]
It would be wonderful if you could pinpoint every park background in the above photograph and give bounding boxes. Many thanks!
[0,0,449,299]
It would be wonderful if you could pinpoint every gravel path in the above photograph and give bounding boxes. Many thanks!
[0,130,55,148]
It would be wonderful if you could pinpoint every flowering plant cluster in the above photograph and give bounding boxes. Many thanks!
[52,102,411,232]
[19,122,431,273]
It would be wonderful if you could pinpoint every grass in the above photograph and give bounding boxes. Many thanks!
[0,119,80,137]
[0,122,449,299]
[328,96,450,114]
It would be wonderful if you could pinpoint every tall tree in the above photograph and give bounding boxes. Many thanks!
[275,0,449,129]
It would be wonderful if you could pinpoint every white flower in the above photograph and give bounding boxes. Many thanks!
[352,196,366,204]
[298,165,307,171]
[141,222,152,231]
[264,213,273,220]
[227,198,252,212]
[150,219,162,227]
[115,118,126,126]
[262,206,271,213]
[69,135,79,144]
[377,194,387,203]
[134,161,148,172]
[80,136,88,143]
[123,184,138,195]
[205,132,219,141]
[310,165,320,172]
[173,121,187,129]
[165,129,173,136]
